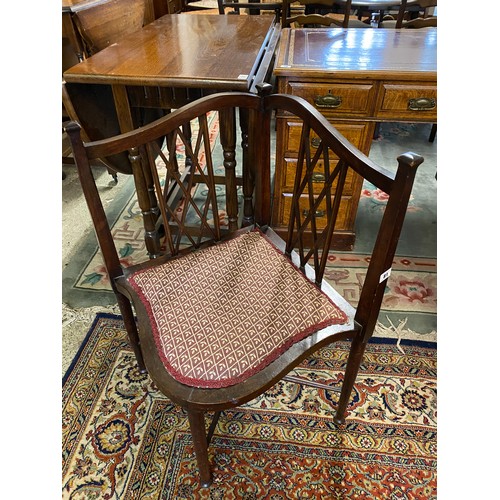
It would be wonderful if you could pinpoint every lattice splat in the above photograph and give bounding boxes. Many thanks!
[286,121,352,285]
[144,112,223,256]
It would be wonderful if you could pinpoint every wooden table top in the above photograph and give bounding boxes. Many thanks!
[274,28,437,80]
[63,14,276,90]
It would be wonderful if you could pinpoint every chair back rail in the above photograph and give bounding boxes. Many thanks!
[385,0,437,28]
[66,93,264,275]
[218,0,283,22]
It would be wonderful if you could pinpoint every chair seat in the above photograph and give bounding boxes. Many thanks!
[127,229,349,388]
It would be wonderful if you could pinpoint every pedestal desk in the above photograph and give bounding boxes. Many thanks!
[272,28,437,250]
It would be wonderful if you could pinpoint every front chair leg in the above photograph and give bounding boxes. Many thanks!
[115,291,146,373]
[334,334,367,424]
[187,410,212,488]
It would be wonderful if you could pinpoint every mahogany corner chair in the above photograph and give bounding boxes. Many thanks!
[66,90,423,488]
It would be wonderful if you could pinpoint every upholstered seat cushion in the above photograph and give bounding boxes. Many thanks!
[128,230,348,388]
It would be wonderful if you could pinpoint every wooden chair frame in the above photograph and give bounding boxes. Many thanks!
[217,0,284,22]
[281,0,374,29]
[385,0,437,29]
[66,90,422,488]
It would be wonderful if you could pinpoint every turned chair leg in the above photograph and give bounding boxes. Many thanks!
[334,334,368,424]
[187,410,213,488]
[115,292,146,373]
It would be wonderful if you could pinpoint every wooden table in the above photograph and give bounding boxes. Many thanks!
[64,14,280,257]
[62,0,183,63]
[339,0,420,26]
[272,27,437,250]
[341,0,416,9]
[296,0,419,27]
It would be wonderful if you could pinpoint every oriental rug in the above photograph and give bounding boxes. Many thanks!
[62,313,437,499]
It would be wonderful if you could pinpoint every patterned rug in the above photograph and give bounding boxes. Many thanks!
[323,249,436,335]
[62,313,437,499]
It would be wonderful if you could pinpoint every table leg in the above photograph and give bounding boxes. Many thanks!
[111,84,162,258]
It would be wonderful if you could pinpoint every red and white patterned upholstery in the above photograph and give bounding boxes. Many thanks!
[128,230,348,388]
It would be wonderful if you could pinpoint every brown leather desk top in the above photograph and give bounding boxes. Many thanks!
[275,28,437,81]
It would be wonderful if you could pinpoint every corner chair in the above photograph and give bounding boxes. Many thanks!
[66,89,423,487]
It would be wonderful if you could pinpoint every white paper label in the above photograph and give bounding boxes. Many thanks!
[379,268,392,283]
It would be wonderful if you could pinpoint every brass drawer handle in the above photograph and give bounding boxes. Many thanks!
[311,173,325,183]
[311,137,321,148]
[408,97,436,111]
[314,93,342,109]
[303,209,326,218]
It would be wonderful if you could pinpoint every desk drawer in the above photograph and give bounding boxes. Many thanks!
[279,119,366,195]
[282,158,357,195]
[286,82,376,116]
[282,119,368,155]
[376,83,437,120]
[278,193,353,231]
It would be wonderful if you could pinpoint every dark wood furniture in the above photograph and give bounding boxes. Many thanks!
[62,0,92,63]
[63,14,281,257]
[66,90,422,488]
[70,0,146,56]
[63,14,278,93]
[378,0,437,142]
[217,0,283,21]
[62,0,147,63]
[272,27,437,250]
[62,0,163,180]
[150,0,185,17]
[282,0,372,28]
[380,0,437,29]
[339,0,418,26]
[62,0,184,63]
